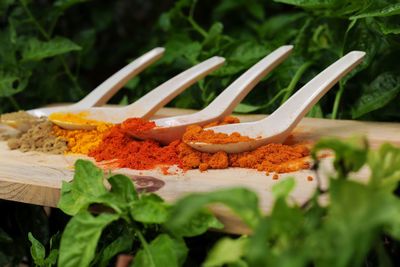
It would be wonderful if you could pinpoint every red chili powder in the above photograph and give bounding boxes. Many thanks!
[120,118,156,135]
[88,125,181,170]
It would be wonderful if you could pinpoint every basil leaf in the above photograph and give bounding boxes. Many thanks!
[170,210,223,237]
[272,177,296,199]
[22,37,81,62]
[368,143,400,192]
[351,2,400,19]
[312,136,368,177]
[132,234,187,267]
[58,160,108,215]
[352,72,400,119]
[58,211,119,267]
[130,194,169,224]
[203,237,248,267]
[0,70,29,97]
[108,174,138,203]
[97,234,133,267]
[167,188,261,232]
[28,232,46,266]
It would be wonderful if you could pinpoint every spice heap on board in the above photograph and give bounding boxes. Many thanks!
[50,112,113,154]
[0,111,311,176]
[182,116,253,144]
[7,119,67,154]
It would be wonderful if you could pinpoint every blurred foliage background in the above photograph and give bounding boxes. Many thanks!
[0,0,400,119]
[1,1,400,265]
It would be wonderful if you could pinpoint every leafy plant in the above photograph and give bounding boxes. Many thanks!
[14,136,398,266]
[1,0,400,121]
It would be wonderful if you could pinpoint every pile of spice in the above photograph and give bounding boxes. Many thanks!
[183,116,254,144]
[178,142,310,173]
[0,111,311,176]
[89,119,181,170]
[7,119,67,154]
[88,116,310,175]
[53,123,113,154]
[51,112,114,154]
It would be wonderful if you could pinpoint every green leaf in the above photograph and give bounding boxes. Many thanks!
[163,35,202,64]
[0,228,12,243]
[352,72,400,118]
[170,210,223,237]
[132,234,188,267]
[98,234,133,267]
[272,177,296,199]
[45,249,59,266]
[22,37,81,62]
[108,174,138,203]
[0,0,14,16]
[167,188,261,233]
[203,22,223,47]
[54,0,87,10]
[58,211,119,267]
[312,136,368,177]
[58,160,108,215]
[0,69,29,97]
[228,41,270,65]
[273,0,337,9]
[158,13,171,31]
[234,103,262,113]
[246,1,265,20]
[351,2,400,19]
[203,237,248,267]
[313,178,400,266]
[130,194,168,224]
[368,143,400,192]
[377,16,400,34]
[28,232,46,266]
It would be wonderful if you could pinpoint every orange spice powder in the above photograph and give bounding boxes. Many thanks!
[182,116,253,144]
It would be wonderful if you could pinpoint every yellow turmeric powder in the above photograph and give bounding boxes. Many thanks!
[53,123,113,154]
[49,112,102,126]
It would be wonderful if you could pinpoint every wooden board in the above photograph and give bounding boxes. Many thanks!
[1,108,400,234]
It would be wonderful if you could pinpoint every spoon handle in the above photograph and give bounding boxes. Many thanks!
[267,51,365,132]
[74,47,165,108]
[199,45,293,118]
[126,56,225,119]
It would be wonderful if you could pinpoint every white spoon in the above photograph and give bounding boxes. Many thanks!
[1,47,165,130]
[29,47,166,117]
[187,51,365,153]
[50,56,225,130]
[132,45,293,144]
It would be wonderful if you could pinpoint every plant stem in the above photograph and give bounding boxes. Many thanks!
[331,20,357,120]
[280,61,312,105]
[136,230,156,267]
[20,0,81,94]
[20,0,50,40]
[187,0,208,38]
[331,80,344,119]
[8,96,21,110]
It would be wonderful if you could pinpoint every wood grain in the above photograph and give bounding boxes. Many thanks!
[0,108,399,234]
